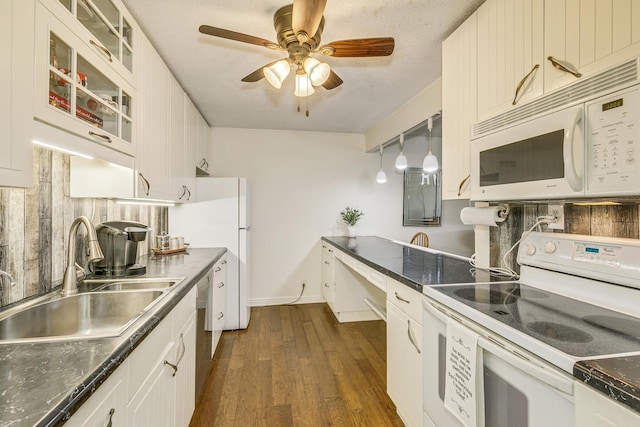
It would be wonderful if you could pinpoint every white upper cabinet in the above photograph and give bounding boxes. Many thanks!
[183,95,198,197]
[442,13,476,200]
[476,0,544,122]
[136,34,170,200]
[544,0,640,93]
[0,0,34,188]
[35,1,137,157]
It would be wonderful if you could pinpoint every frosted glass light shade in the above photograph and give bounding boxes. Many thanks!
[294,72,315,97]
[395,152,408,170]
[303,57,330,86]
[264,60,291,89]
[376,169,387,183]
[422,151,439,172]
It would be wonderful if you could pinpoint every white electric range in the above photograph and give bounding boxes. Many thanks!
[422,232,640,427]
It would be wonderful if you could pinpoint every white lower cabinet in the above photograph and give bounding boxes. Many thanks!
[387,279,423,427]
[575,381,640,426]
[212,255,227,355]
[66,286,197,426]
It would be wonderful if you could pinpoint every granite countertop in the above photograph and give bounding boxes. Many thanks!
[324,235,640,416]
[0,247,226,427]
[322,235,503,292]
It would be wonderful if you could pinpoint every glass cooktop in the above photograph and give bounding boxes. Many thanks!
[432,282,640,358]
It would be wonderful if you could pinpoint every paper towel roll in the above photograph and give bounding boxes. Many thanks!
[460,206,507,227]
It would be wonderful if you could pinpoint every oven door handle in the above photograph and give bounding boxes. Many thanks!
[478,336,574,395]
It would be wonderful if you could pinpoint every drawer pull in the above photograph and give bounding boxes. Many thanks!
[547,56,582,78]
[407,319,421,354]
[328,249,333,253]
[217,282,225,288]
[221,260,227,265]
[214,267,222,272]
[217,312,224,320]
[395,292,410,304]
[324,261,330,265]
[324,283,330,288]
[89,131,112,143]
[106,408,114,427]
[512,63,539,105]
[90,39,113,62]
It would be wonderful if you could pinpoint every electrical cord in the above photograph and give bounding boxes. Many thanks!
[286,283,306,305]
[469,215,556,280]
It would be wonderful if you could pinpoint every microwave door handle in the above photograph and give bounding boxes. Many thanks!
[477,336,574,396]
[563,108,583,192]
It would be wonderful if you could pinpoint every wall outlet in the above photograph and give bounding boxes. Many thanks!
[548,204,565,230]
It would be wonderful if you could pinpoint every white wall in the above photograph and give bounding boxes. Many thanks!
[206,127,473,307]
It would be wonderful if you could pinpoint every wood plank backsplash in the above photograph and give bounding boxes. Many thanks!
[0,147,168,307]
[491,203,640,275]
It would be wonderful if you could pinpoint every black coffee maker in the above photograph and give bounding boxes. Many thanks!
[92,221,150,276]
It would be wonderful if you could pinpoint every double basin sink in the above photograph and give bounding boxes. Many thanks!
[0,278,183,344]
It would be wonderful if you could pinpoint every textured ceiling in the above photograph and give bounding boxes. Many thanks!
[122,0,484,133]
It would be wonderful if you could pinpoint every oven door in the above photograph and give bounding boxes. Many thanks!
[470,104,584,201]
[422,298,575,427]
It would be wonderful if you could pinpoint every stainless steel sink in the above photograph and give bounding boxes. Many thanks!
[81,278,179,292]
[0,290,165,343]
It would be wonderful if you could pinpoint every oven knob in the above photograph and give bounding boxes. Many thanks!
[545,241,557,254]
[525,244,536,256]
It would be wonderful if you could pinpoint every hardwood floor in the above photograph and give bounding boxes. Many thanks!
[190,303,404,426]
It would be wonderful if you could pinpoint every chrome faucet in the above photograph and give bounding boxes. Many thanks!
[61,216,104,296]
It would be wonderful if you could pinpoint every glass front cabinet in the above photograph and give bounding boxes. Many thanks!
[35,0,137,156]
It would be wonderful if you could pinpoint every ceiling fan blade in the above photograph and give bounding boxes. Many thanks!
[241,61,278,82]
[319,37,395,58]
[199,25,279,49]
[322,71,343,90]
[292,0,327,43]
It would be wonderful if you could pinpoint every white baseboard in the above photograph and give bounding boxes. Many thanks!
[249,295,326,307]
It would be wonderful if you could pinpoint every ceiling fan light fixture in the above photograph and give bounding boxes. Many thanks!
[303,57,330,86]
[294,71,315,97]
[264,59,291,89]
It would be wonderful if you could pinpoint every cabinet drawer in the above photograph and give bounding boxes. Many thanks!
[387,278,422,322]
[173,286,196,338]
[367,268,386,292]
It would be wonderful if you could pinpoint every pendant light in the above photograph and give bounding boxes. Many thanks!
[395,132,408,170]
[376,145,387,184]
[422,117,439,173]
[294,68,315,97]
[303,57,330,86]
[264,59,292,89]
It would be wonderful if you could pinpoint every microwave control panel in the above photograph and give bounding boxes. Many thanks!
[586,86,640,195]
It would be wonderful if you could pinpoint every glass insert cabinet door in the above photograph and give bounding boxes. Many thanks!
[403,167,442,226]
[37,2,135,155]
[56,0,133,74]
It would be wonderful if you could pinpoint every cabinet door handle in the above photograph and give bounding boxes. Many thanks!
[328,249,333,253]
[198,157,209,171]
[217,281,224,288]
[324,261,330,265]
[138,172,151,196]
[90,39,113,62]
[164,360,178,376]
[324,283,330,287]
[106,408,115,427]
[178,186,187,200]
[547,56,582,78]
[407,320,421,354]
[221,260,227,265]
[458,174,470,197]
[216,312,224,320]
[214,266,222,272]
[512,64,539,105]
[185,186,191,200]
[395,292,410,304]
[89,131,112,143]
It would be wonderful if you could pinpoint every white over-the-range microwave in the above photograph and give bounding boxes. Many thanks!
[470,72,640,202]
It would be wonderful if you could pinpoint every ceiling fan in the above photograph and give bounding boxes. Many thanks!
[199,0,395,109]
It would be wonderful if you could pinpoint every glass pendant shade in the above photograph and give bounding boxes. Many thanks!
[294,72,315,97]
[395,152,408,170]
[264,60,291,89]
[422,151,439,172]
[376,169,387,183]
[303,57,330,86]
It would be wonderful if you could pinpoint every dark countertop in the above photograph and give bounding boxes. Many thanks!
[0,247,226,427]
[324,236,640,416]
[322,236,502,292]
[575,357,640,414]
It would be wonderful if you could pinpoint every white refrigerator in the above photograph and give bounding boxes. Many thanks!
[169,177,250,330]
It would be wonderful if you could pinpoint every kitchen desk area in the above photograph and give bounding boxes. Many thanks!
[322,235,640,427]
[0,248,225,427]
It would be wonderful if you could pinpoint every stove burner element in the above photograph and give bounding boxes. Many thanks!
[454,288,518,305]
[527,321,593,343]
[583,315,640,340]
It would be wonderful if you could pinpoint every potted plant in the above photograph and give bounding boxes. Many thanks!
[340,206,364,237]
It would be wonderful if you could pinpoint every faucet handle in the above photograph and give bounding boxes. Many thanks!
[75,263,87,281]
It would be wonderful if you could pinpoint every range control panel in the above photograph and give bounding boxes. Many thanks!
[586,85,640,195]
[517,232,640,289]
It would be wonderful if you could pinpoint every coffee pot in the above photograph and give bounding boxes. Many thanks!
[91,221,151,276]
